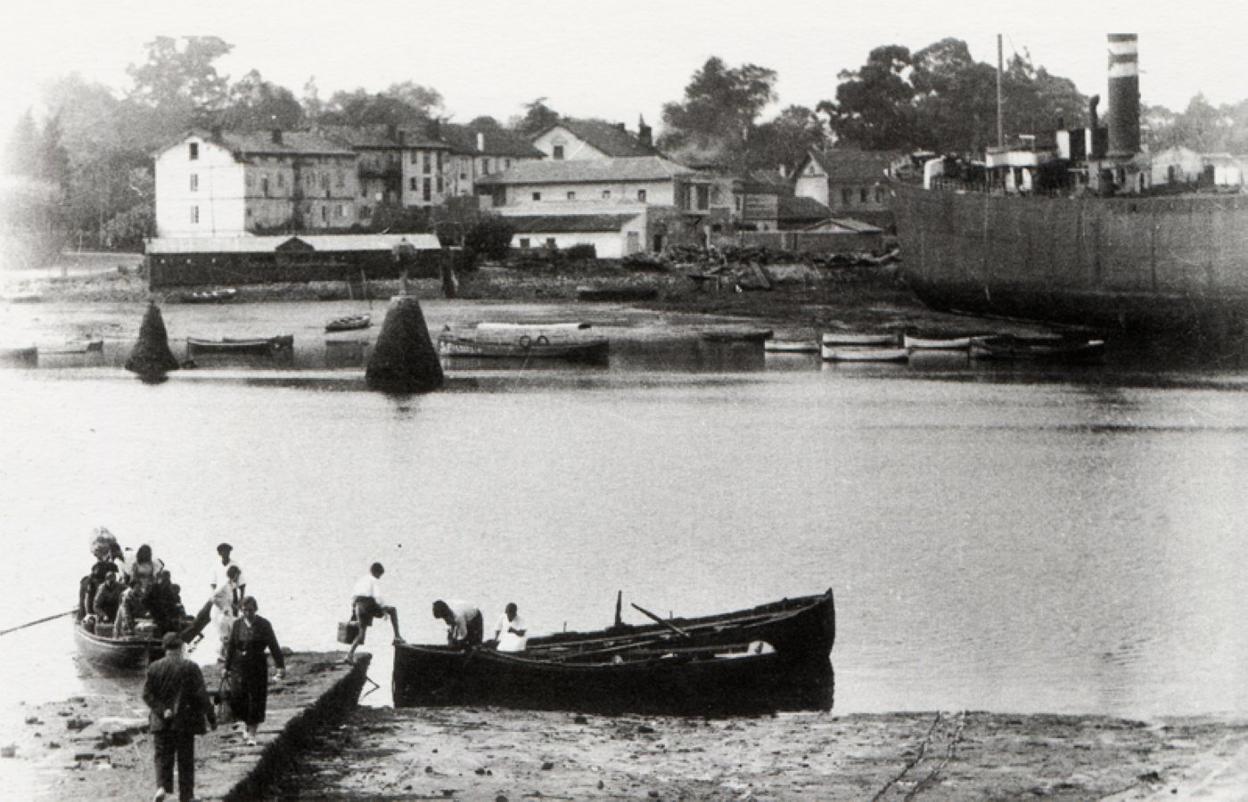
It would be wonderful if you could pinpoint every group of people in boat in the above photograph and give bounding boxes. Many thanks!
[344,561,527,663]
[78,528,189,639]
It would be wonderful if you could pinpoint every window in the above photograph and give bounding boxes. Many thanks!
[261,176,270,196]
[189,174,199,192]
[875,186,884,203]
[422,153,431,174]
[482,158,491,174]
[436,151,443,170]
[410,151,418,164]
[696,185,709,210]
[190,205,199,223]
[519,238,530,248]
[321,205,329,222]
[422,177,431,202]
[436,176,443,194]
[841,187,852,205]
[336,171,345,188]
[553,145,564,160]
[335,204,344,218]
[410,177,418,191]
[189,142,199,160]
[505,159,512,169]
[637,189,647,202]
[567,191,576,200]
[532,192,542,201]
[277,173,285,188]
[321,173,330,192]
[546,238,556,248]
[602,190,611,199]
[860,187,869,203]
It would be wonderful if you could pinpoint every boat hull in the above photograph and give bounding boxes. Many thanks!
[73,623,161,672]
[325,315,370,333]
[821,346,909,362]
[394,591,835,715]
[438,334,609,363]
[891,181,1248,332]
[187,335,294,356]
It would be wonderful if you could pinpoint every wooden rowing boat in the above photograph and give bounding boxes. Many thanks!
[476,322,592,333]
[179,288,238,304]
[325,314,371,333]
[40,339,105,355]
[821,345,910,362]
[968,335,1106,362]
[764,340,819,353]
[438,332,609,363]
[73,617,162,673]
[821,332,898,346]
[700,328,773,343]
[393,590,835,715]
[186,334,294,356]
[903,334,976,350]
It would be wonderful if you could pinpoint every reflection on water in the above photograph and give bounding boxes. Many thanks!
[1,315,1248,721]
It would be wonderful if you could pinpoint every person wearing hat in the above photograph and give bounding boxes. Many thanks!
[210,543,246,615]
[142,632,216,802]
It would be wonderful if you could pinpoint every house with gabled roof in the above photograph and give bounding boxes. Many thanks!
[792,149,899,229]
[438,123,545,194]
[153,128,359,237]
[531,118,661,161]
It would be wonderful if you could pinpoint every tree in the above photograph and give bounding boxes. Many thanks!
[5,110,40,177]
[819,45,916,150]
[384,81,443,118]
[467,115,505,132]
[512,97,560,135]
[319,88,435,126]
[746,105,826,170]
[222,69,305,130]
[126,36,233,125]
[658,57,778,163]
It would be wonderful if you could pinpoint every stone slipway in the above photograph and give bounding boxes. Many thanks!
[17,650,371,801]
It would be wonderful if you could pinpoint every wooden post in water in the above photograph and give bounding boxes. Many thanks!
[614,590,623,628]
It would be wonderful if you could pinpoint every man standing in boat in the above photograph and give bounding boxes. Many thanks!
[433,599,483,648]
[143,633,216,802]
[211,543,246,615]
[491,602,528,652]
[347,562,403,664]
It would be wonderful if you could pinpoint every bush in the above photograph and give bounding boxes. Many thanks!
[565,243,597,260]
[463,215,515,262]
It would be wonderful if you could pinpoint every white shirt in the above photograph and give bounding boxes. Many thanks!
[211,558,246,590]
[493,612,527,652]
[352,573,386,608]
[443,600,481,642]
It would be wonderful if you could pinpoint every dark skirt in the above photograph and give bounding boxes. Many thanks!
[232,652,270,725]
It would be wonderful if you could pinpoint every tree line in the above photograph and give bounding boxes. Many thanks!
[3,35,1237,260]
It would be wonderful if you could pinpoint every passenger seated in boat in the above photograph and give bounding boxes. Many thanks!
[347,562,403,664]
[490,602,527,652]
[78,562,112,619]
[147,570,186,634]
[129,544,164,596]
[92,565,123,624]
[432,599,483,648]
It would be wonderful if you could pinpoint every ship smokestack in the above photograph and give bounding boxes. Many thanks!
[1107,33,1140,157]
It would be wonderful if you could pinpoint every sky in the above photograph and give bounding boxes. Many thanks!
[2,0,1246,135]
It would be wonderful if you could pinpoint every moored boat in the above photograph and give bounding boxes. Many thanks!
[968,334,1106,362]
[73,617,163,672]
[393,590,835,715]
[476,321,592,333]
[821,345,910,363]
[178,288,238,304]
[438,332,609,363]
[187,334,294,356]
[39,339,105,355]
[701,328,773,343]
[325,314,371,333]
[764,340,819,353]
[821,332,897,347]
[903,334,976,350]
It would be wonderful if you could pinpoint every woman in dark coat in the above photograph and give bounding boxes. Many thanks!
[223,595,285,746]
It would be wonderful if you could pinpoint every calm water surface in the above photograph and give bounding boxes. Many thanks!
[1,324,1247,721]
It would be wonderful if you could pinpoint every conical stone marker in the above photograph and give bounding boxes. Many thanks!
[365,296,444,393]
[124,302,180,377]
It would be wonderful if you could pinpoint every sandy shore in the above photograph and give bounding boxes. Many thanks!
[267,705,1248,800]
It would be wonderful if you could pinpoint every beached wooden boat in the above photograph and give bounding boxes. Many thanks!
[438,332,609,363]
[179,288,238,304]
[73,617,162,672]
[393,590,835,715]
[0,345,38,366]
[476,321,592,333]
[821,345,910,363]
[821,332,898,346]
[764,340,819,353]
[968,335,1106,362]
[325,314,371,333]
[576,285,659,302]
[701,328,773,344]
[40,339,105,355]
[187,334,294,356]
[903,334,976,350]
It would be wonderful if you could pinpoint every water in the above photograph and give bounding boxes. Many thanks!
[1,318,1247,721]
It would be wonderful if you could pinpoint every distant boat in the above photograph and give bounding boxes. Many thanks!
[1,292,43,303]
[179,288,238,304]
[577,285,658,302]
[325,314,371,333]
[701,328,773,343]
[821,345,910,363]
[476,321,592,332]
[438,332,609,363]
[821,332,897,346]
[40,339,105,355]
[764,340,819,353]
[903,334,976,350]
[969,335,1106,362]
[393,589,835,715]
[0,345,38,366]
[186,334,293,356]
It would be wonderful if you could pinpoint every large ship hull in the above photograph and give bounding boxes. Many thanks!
[891,182,1248,332]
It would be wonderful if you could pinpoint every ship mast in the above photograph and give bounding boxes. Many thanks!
[996,34,1004,147]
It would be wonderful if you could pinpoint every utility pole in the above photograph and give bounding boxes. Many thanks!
[996,34,1005,148]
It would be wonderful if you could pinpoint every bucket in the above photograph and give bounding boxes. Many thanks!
[337,621,359,645]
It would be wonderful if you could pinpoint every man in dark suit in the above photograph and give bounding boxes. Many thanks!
[143,632,216,802]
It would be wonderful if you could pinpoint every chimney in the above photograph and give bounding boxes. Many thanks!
[430,118,441,139]
[270,128,283,145]
[476,131,485,152]
[638,114,652,147]
[615,122,626,132]
[387,123,398,142]
[1107,34,1140,157]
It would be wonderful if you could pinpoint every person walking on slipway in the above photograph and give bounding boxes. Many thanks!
[143,633,216,802]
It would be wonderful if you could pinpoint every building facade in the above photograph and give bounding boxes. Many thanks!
[792,149,897,228]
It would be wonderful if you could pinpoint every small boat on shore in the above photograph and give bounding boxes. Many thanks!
[393,590,835,715]
[764,340,819,353]
[821,332,898,347]
[903,334,976,350]
[178,288,238,304]
[438,332,610,363]
[476,321,592,333]
[577,285,659,303]
[187,334,294,356]
[40,339,105,355]
[969,335,1106,362]
[325,314,371,333]
[821,345,910,363]
[73,617,163,672]
[701,328,773,344]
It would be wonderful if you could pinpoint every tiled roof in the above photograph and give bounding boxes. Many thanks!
[440,124,545,158]
[146,233,441,253]
[503,214,640,233]
[217,130,357,157]
[805,149,899,182]
[475,156,689,185]
[777,195,833,221]
[316,124,398,149]
[538,119,661,158]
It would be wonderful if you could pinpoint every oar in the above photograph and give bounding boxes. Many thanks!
[630,603,690,639]
[1,609,76,637]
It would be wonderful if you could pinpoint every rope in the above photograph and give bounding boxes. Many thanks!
[871,712,943,802]
[904,711,968,800]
